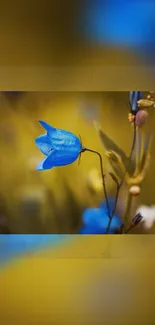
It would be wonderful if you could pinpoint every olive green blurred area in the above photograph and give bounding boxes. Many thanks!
[0,1,153,90]
[0,91,155,234]
[0,1,138,66]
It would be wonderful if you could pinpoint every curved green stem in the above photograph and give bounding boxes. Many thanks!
[84,148,110,219]
[106,122,137,233]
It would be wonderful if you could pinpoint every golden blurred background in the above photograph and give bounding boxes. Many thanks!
[1,3,155,325]
[1,252,155,325]
[0,1,140,66]
[0,91,155,234]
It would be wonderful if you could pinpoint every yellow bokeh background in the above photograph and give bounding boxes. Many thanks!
[0,91,155,234]
[1,236,155,325]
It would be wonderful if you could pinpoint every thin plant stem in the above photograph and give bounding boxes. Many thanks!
[83,148,111,219]
[106,182,120,233]
[120,224,124,234]
[122,192,133,233]
[83,120,137,233]
[119,120,137,187]
[129,121,137,161]
[121,121,137,233]
[134,126,141,176]
[106,121,137,233]
[125,224,135,234]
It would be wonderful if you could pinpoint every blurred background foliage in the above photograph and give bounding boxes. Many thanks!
[0,0,154,67]
[0,91,155,234]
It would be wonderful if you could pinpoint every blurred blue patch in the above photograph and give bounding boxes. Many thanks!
[81,1,155,49]
[79,198,122,234]
[0,235,69,266]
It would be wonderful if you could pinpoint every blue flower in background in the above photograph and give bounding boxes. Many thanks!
[129,91,143,115]
[81,1,155,49]
[35,120,83,170]
[79,199,122,234]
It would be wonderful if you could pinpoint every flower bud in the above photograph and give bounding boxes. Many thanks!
[132,212,143,225]
[129,185,141,196]
[135,110,148,127]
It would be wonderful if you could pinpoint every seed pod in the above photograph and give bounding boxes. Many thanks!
[135,110,148,127]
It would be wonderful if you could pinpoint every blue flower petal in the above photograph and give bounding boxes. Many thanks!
[35,133,53,156]
[50,129,82,153]
[36,158,49,171]
[38,149,80,170]
[39,120,82,153]
[39,120,55,133]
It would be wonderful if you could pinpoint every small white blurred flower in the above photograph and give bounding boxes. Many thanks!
[136,205,155,229]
